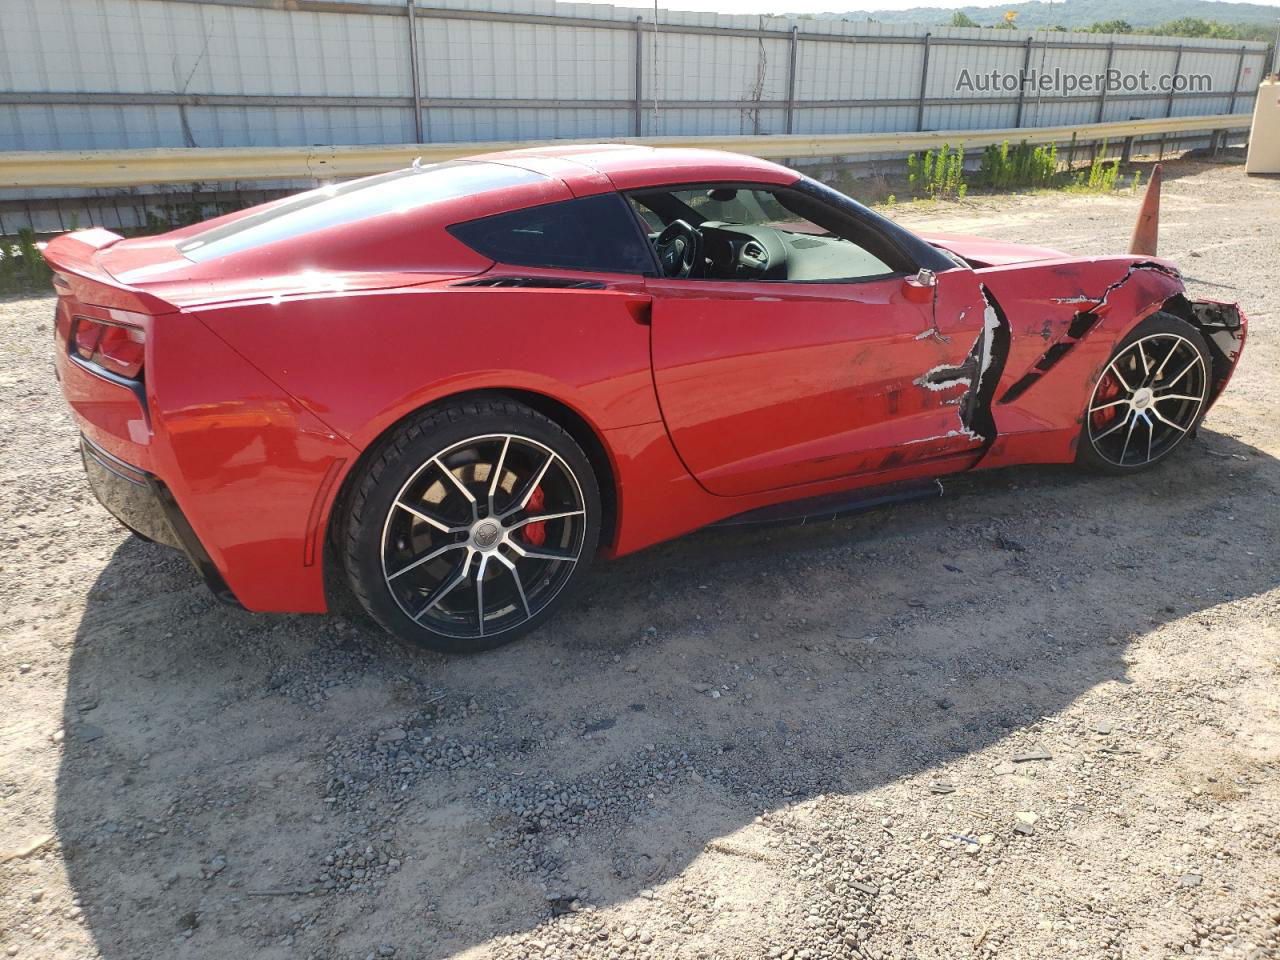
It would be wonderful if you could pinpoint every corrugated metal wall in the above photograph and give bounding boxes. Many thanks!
[0,0,1270,152]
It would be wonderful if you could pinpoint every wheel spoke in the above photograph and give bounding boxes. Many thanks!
[1152,339,1180,380]
[412,550,474,620]
[487,437,510,517]
[395,500,468,534]
[501,452,556,519]
[508,542,578,563]
[1164,356,1202,390]
[1093,409,1133,442]
[505,509,585,531]
[1136,341,1150,378]
[388,541,466,581]
[1089,398,1128,415]
[474,553,489,637]
[1153,393,1202,404]
[433,456,479,521]
[495,553,532,619]
[1145,413,1154,462]
[1108,362,1134,393]
[1150,407,1189,432]
[1119,415,1139,464]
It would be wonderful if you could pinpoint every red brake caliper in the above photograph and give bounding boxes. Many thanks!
[1091,373,1124,433]
[522,486,547,547]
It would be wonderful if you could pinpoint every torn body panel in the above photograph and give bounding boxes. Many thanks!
[914,274,1010,450]
[1162,296,1248,412]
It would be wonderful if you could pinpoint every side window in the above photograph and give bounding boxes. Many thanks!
[627,186,898,283]
[448,193,654,275]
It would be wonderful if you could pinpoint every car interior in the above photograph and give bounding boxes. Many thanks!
[626,186,900,283]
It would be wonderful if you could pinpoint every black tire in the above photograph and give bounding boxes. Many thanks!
[1077,311,1213,475]
[342,397,601,653]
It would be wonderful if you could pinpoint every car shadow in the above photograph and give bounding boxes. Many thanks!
[54,428,1277,958]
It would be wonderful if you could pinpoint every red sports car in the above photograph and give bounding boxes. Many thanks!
[47,145,1245,652]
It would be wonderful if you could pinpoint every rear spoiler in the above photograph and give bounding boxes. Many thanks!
[42,229,178,315]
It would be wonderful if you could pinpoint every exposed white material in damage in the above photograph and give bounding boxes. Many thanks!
[915,364,971,392]
[974,290,1001,393]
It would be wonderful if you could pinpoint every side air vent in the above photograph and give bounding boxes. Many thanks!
[454,276,607,289]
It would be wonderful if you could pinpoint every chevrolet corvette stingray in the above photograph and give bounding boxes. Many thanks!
[46,144,1246,651]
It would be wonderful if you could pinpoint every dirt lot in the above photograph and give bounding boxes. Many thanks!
[1,159,1278,960]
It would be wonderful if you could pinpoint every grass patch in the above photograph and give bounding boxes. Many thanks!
[0,229,52,295]
[903,137,1144,202]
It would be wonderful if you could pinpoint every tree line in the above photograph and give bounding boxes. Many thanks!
[946,11,1274,41]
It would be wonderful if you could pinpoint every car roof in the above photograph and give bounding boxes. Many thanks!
[462,144,800,195]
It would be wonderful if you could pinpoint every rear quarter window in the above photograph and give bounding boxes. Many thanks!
[448,194,654,275]
[178,162,546,262]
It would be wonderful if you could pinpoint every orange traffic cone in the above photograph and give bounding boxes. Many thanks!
[1128,163,1162,256]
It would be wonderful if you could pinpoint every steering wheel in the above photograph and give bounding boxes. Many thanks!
[654,220,703,279]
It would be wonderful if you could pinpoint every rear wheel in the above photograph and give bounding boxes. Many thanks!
[343,398,600,653]
[1078,312,1212,474]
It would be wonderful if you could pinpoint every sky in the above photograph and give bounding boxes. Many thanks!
[588,0,1280,15]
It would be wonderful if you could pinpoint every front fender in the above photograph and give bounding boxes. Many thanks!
[974,256,1185,466]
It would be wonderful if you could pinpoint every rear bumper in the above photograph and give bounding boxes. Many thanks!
[80,435,243,608]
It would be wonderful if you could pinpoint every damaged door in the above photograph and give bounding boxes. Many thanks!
[648,267,995,498]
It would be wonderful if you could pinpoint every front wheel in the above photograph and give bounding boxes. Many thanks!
[1078,312,1212,474]
[343,398,601,653]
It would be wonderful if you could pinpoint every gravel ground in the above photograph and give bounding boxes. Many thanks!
[1,158,1278,960]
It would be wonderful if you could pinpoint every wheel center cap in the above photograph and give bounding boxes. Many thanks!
[471,520,502,549]
[1131,387,1154,411]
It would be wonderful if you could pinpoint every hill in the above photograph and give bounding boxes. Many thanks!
[811,0,1280,30]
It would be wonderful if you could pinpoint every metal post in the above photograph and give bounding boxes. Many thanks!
[632,17,645,137]
[1160,45,1183,159]
[1095,41,1115,124]
[405,0,424,142]
[916,32,931,132]
[1013,36,1033,128]
[785,25,799,135]
[1228,45,1247,115]
[1166,46,1183,117]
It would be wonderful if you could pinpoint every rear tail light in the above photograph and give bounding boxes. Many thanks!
[70,316,145,380]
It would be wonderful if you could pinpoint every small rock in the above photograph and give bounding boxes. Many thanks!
[708,689,721,699]
[18,663,31,674]
[1015,811,1040,826]
[622,926,638,941]
[1014,822,1035,836]
[992,762,1016,776]
[849,881,879,896]
[692,683,711,693]
[975,880,991,893]
[377,728,406,744]
[377,946,396,958]
[1092,720,1113,736]
[1180,873,1203,888]
[929,780,955,794]
[1012,746,1052,763]
[30,889,45,903]
[176,911,199,932]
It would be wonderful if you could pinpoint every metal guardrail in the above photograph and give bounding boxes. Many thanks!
[0,114,1254,190]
